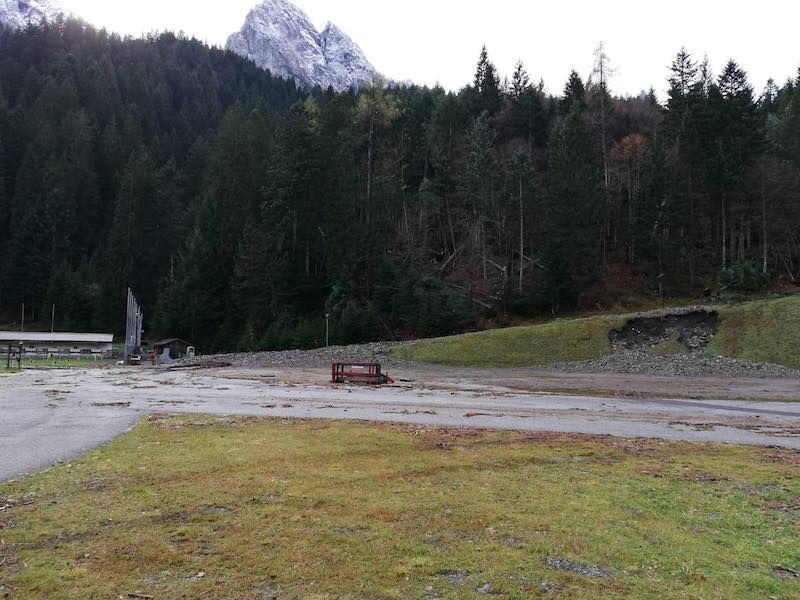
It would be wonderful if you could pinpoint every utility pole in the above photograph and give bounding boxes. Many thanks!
[20,303,24,332]
[51,304,55,334]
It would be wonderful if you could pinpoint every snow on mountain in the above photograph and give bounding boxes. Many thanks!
[0,0,69,30]
[319,22,375,91]
[226,0,378,91]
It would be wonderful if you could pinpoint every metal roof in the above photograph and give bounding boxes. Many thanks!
[154,338,191,347]
[0,332,114,344]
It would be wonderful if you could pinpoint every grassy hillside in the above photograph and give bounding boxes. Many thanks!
[392,315,622,368]
[708,296,800,369]
[394,295,800,370]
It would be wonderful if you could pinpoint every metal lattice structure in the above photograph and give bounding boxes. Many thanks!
[124,288,143,364]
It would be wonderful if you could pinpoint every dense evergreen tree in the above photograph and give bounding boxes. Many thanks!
[781,70,800,167]
[561,71,586,114]
[472,46,502,116]
[545,102,599,309]
[0,20,798,350]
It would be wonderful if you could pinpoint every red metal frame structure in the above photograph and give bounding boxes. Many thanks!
[331,362,394,385]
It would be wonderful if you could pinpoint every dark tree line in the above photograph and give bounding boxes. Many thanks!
[0,19,302,338]
[0,21,798,351]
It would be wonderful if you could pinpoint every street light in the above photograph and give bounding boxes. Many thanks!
[325,313,330,347]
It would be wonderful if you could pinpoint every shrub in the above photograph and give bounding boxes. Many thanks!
[720,261,768,292]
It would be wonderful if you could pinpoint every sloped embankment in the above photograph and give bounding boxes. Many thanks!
[708,296,800,369]
[393,296,800,376]
[391,315,621,368]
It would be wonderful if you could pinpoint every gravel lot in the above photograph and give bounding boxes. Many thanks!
[3,364,800,481]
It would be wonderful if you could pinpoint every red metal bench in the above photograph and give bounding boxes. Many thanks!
[331,362,394,385]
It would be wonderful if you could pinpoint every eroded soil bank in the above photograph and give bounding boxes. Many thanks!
[609,310,720,352]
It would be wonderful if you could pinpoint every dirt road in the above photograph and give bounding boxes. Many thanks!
[239,364,800,401]
[2,365,799,481]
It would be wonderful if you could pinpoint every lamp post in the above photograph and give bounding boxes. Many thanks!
[325,313,330,347]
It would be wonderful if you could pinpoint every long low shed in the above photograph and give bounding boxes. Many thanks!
[0,332,115,358]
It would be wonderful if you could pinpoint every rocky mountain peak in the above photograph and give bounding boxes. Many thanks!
[226,0,378,91]
[0,0,69,30]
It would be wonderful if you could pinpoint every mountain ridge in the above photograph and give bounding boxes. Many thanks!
[226,0,377,91]
[0,0,69,30]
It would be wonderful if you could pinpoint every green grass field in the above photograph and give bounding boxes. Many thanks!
[0,417,798,599]
[708,296,800,369]
[0,357,113,371]
[393,315,623,367]
[394,295,800,369]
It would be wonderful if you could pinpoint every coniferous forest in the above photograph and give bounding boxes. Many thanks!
[0,20,799,351]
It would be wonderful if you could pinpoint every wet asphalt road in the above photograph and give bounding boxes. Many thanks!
[2,366,799,481]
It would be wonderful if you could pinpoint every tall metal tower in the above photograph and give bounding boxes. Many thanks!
[124,288,143,364]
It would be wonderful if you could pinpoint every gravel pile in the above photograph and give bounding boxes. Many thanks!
[543,556,617,578]
[551,349,800,379]
[187,342,404,370]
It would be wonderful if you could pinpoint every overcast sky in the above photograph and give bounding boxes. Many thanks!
[69,0,799,98]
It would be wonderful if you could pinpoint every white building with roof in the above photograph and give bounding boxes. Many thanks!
[0,332,114,358]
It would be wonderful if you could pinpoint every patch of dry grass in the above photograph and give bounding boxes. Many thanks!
[0,416,798,599]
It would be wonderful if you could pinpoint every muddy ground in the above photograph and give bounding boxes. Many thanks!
[3,361,800,481]
[219,363,800,402]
